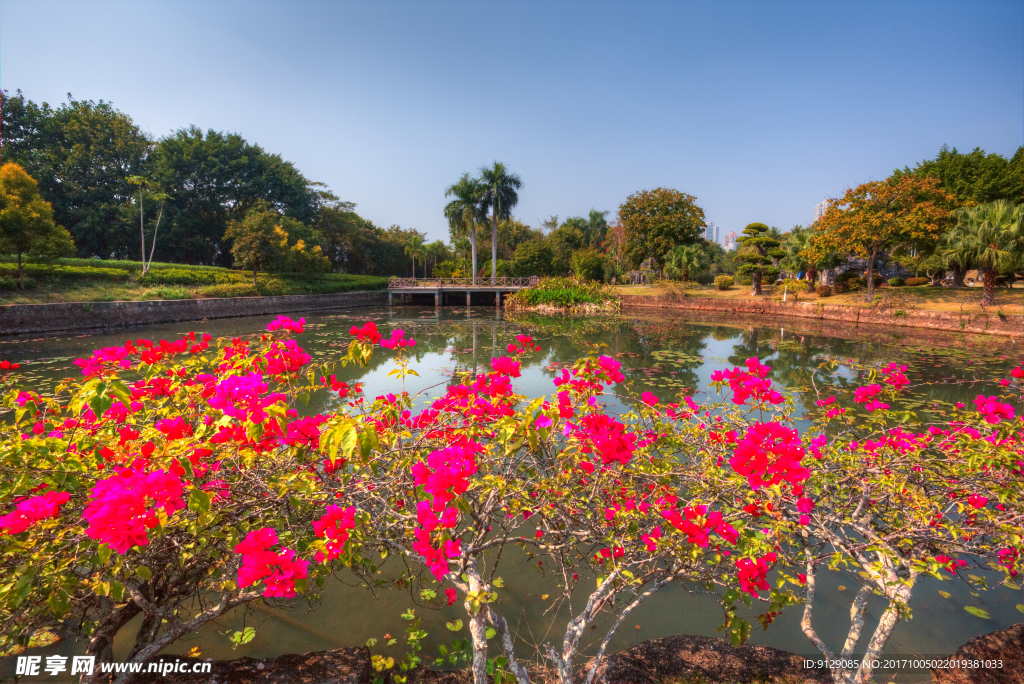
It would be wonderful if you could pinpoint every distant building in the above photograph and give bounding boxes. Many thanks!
[704,223,720,244]
[723,231,738,250]
[813,199,830,222]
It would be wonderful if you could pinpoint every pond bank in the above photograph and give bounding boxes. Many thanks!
[0,290,386,336]
[621,294,1023,340]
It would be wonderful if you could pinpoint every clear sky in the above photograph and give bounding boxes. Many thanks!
[1,0,1021,242]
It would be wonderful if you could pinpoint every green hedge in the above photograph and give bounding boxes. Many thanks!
[0,263,130,281]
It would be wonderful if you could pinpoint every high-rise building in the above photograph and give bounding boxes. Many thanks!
[813,199,830,222]
[704,223,720,244]
[723,231,738,250]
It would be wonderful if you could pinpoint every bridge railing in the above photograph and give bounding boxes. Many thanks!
[388,276,538,288]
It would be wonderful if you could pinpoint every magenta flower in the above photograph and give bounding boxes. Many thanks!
[0,491,70,534]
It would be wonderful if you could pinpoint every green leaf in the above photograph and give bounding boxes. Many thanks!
[1015,604,1024,614]
[420,589,437,601]
[938,590,951,599]
[188,489,212,515]
[485,627,496,640]
[446,619,463,631]
[964,606,990,619]
[136,566,152,581]
[231,627,256,647]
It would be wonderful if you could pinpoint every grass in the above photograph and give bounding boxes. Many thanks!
[614,281,1023,315]
[0,259,388,305]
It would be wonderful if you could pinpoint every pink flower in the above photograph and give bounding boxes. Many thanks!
[266,316,305,334]
[967,495,989,509]
[736,552,776,597]
[0,491,71,534]
[729,422,809,490]
[446,587,458,605]
[641,392,658,406]
[83,469,185,553]
[380,329,415,349]
[535,415,553,428]
[1010,366,1023,379]
[313,505,357,562]
[491,357,521,378]
[796,497,815,513]
[235,528,309,598]
[350,321,382,344]
[155,417,192,440]
[974,395,1015,424]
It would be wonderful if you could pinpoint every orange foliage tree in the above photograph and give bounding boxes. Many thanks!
[809,176,958,299]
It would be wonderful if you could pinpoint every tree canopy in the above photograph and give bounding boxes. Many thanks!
[734,223,783,295]
[896,145,1023,204]
[618,188,706,272]
[0,163,76,288]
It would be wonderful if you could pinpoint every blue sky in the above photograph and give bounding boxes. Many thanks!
[1,0,1021,242]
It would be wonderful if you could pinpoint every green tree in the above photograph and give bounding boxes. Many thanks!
[151,126,319,265]
[424,240,448,277]
[0,163,75,288]
[509,240,554,277]
[223,205,289,286]
[478,162,522,282]
[781,225,841,293]
[618,188,706,275]
[734,223,783,296]
[570,247,609,282]
[404,234,426,278]
[444,173,485,283]
[315,202,367,273]
[942,200,1023,305]
[586,209,609,249]
[897,145,1024,204]
[125,176,170,276]
[664,243,707,282]
[548,222,587,275]
[1,90,152,259]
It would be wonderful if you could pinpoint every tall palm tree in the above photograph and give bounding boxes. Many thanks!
[444,174,485,284]
[664,244,706,282]
[942,200,1023,306]
[404,234,426,278]
[478,162,522,282]
[425,240,447,277]
[587,209,609,249]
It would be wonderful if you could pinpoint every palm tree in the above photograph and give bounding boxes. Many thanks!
[942,200,1023,306]
[587,209,609,249]
[781,226,817,292]
[425,240,447,277]
[664,244,706,282]
[404,234,426,278]
[444,174,485,284]
[479,162,522,283]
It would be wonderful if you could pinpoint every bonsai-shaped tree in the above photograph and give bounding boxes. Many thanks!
[734,223,783,295]
[942,200,1023,305]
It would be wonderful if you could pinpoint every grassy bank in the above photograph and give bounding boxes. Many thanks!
[0,257,387,305]
[614,281,1023,316]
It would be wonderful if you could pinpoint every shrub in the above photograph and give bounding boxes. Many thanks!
[146,286,193,300]
[905,277,929,286]
[196,282,259,298]
[887,277,905,287]
[738,277,752,286]
[0,263,129,282]
[506,276,617,310]
[138,268,226,286]
[816,286,832,297]
[714,275,734,290]
[832,280,848,294]
[858,275,883,287]
[836,270,859,282]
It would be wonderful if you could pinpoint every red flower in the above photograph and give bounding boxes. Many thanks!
[0,491,70,534]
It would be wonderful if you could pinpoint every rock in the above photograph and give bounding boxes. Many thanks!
[582,634,830,684]
[931,623,1023,684]
[126,646,370,684]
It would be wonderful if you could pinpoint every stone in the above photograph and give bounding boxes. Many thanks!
[582,634,831,684]
[125,647,370,684]
[931,622,1023,684]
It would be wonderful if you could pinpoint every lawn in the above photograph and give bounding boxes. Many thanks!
[614,281,1023,316]
[0,258,387,305]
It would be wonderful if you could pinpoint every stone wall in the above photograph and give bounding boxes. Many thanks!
[0,290,387,336]
[622,295,1023,339]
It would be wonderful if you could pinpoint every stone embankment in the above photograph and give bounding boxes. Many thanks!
[0,291,386,336]
[622,295,1023,339]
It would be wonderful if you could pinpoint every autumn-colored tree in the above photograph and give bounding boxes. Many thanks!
[223,204,289,285]
[734,223,783,295]
[808,175,958,300]
[618,188,706,274]
[0,163,75,288]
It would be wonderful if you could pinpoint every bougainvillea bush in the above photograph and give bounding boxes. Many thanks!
[1,318,1022,684]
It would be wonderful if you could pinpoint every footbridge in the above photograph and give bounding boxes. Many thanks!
[388,276,538,306]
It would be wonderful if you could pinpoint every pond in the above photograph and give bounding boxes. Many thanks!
[3,306,1021,678]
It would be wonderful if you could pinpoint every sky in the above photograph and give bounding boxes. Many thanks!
[1,0,1021,243]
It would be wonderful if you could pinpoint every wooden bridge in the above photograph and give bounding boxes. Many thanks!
[388,276,538,306]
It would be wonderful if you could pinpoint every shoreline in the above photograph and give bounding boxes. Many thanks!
[0,290,387,336]
[621,294,1023,340]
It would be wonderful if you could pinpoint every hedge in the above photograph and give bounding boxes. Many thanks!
[905,277,930,286]
[816,286,832,297]
[714,275,734,291]
[887,277,905,287]
[0,263,130,281]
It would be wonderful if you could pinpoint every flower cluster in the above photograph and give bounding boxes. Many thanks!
[312,505,357,562]
[266,316,305,334]
[0,491,70,534]
[350,321,382,344]
[380,328,415,349]
[736,552,776,597]
[507,335,541,355]
[881,363,909,390]
[974,395,1015,424]
[235,528,310,598]
[711,358,784,406]
[208,372,287,423]
[82,469,185,553]
[729,422,809,490]
[659,500,739,547]
[853,384,889,412]
[575,414,637,466]
[0,360,21,371]
[491,357,521,378]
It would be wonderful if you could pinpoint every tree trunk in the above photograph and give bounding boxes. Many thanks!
[465,562,489,684]
[865,248,878,301]
[17,251,24,290]
[751,272,762,296]
[806,264,817,293]
[491,208,498,284]
[412,256,415,278]
[253,266,258,287]
[139,190,146,275]
[982,266,996,306]
[84,601,141,683]
[470,217,477,285]
[951,264,965,287]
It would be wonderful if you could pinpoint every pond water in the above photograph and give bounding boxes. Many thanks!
[3,306,1021,678]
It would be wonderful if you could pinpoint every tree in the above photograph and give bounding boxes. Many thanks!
[897,144,1024,204]
[125,176,170,277]
[618,188,706,275]
[223,205,289,285]
[664,243,706,282]
[809,176,958,300]
[0,163,75,288]
[942,200,1023,305]
[1,90,153,259]
[586,209,609,249]
[151,126,319,265]
[424,240,448,277]
[404,234,426,278]
[734,223,783,295]
[780,225,842,292]
[509,240,554,277]
[478,162,522,282]
[316,202,367,273]
[444,174,485,283]
[548,222,587,276]
[570,248,608,282]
